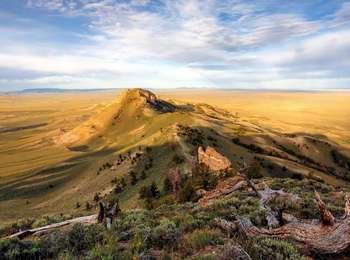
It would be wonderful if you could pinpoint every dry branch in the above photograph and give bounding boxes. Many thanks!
[314,190,335,225]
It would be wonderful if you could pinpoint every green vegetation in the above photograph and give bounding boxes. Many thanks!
[185,228,223,249]
[2,90,350,259]
[0,176,348,259]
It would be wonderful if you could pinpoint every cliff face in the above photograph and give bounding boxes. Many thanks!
[198,146,231,171]
[121,88,176,113]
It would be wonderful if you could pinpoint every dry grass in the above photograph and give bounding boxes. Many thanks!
[0,89,349,225]
[158,90,350,149]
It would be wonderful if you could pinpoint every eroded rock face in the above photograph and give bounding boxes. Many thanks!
[135,88,176,112]
[198,146,231,171]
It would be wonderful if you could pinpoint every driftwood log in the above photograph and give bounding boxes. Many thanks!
[5,201,120,239]
[6,214,98,239]
[215,188,350,254]
[241,173,300,228]
[212,162,350,254]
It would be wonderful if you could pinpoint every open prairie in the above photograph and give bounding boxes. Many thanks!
[1,89,350,226]
[159,90,350,149]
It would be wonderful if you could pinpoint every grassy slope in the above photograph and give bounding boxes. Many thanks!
[1,89,350,227]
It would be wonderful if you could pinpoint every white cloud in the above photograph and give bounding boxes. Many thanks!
[0,0,349,90]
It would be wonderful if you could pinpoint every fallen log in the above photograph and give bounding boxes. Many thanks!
[5,214,98,239]
[4,200,120,239]
[216,192,350,254]
[197,176,246,206]
[238,172,300,228]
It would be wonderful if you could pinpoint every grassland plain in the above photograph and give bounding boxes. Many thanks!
[159,90,350,149]
[0,89,350,227]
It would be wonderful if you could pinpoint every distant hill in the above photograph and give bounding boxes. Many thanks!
[14,88,120,94]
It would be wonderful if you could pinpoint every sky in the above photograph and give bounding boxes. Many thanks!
[0,0,349,91]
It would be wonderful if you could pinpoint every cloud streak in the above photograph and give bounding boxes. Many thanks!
[0,0,349,90]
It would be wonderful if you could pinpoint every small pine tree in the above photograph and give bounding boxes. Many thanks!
[85,202,91,210]
[120,177,127,187]
[150,181,160,198]
[139,186,149,199]
[140,170,147,179]
[93,193,100,202]
[129,171,138,185]
[163,176,172,194]
[178,182,195,202]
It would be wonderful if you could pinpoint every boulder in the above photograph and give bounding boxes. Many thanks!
[198,146,231,171]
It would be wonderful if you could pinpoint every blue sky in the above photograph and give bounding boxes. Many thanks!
[0,0,349,91]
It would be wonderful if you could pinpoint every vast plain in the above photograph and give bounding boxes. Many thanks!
[160,90,350,149]
[1,89,350,225]
[1,89,350,259]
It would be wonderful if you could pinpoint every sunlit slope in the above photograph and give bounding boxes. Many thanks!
[0,89,193,224]
[0,89,350,225]
[159,90,350,149]
[55,89,177,147]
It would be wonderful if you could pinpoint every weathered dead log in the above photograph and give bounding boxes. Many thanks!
[214,218,238,233]
[239,172,300,228]
[5,200,121,239]
[236,217,350,254]
[6,214,98,239]
[198,176,246,206]
[217,193,350,254]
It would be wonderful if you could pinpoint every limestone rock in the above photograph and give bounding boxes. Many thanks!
[198,146,231,171]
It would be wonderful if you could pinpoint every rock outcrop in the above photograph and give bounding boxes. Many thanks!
[124,88,176,113]
[198,146,231,171]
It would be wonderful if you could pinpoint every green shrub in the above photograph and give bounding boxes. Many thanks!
[130,225,152,253]
[191,163,218,190]
[178,182,196,202]
[246,161,263,179]
[247,237,303,260]
[150,219,180,248]
[185,228,223,249]
[0,238,45,259]
[114,210,156,233]
[192,254,217,260]
[67,223,103,255]
[139,182,160,199]
[87,231,132,260]
[0,218,34,237]
[163,176,172,194]
[41,230,68,257]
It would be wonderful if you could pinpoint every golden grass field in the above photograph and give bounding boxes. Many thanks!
[0,89,350,225]
[159,90,350,149]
